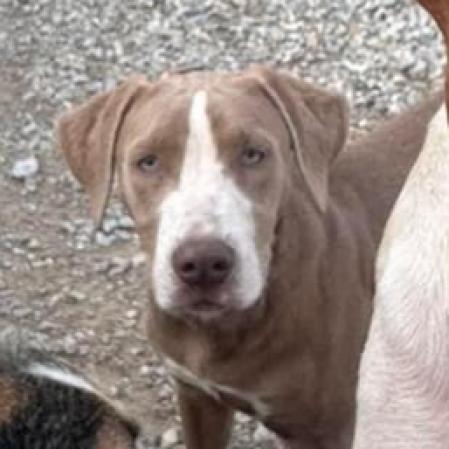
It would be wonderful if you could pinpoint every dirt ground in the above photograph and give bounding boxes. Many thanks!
[0,0,444,447]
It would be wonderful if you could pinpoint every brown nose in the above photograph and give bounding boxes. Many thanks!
[172,239,235,288]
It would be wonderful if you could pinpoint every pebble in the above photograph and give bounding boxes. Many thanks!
[27,238,41,250]
[67,290,87,303]
[253,423,275,443]
[160,427,181,448]
[61,334,78,355]
[95,231,117,247]
[10,157,39,180]
[108,257,132,277]
[139,365,152,376]
[126,309,139,320]
[132,252,147,267]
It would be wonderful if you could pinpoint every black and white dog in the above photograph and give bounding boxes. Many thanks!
[0,328,139,449]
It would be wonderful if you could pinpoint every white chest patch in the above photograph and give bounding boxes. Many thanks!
[164,357,270,419]
[152,90,265,312]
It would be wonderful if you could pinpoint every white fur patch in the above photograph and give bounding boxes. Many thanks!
[152,90,264,311]
[26,363,95,394]
[354,104,449,448]
[164,357,270,418]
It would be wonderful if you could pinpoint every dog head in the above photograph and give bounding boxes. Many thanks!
[57,66,348,322]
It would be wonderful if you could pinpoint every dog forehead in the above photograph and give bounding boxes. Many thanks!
[121,72,287,160]
[183,87,283,166]
[155,70,283,125]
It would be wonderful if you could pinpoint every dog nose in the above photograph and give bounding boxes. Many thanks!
[172,239,235,288]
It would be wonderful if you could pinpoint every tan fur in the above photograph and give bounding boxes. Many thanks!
[57,65,442,449]
[93,415,136,449]
[0,377,20,425]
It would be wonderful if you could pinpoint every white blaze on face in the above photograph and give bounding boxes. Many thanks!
[152,90,265,311]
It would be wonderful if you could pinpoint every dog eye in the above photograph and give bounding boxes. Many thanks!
[137,154,159,172]
[240,147,266,167]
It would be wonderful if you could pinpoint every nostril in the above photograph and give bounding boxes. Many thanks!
[207,258,232,284]
[212,260,229,273]
[181,261,197,274]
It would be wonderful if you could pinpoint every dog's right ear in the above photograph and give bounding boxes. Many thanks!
[56,75,147,228]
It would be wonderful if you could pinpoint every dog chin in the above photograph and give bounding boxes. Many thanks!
[162,290,265,325]
[171,293,237,323]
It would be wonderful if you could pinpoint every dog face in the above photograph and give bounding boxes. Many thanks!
[119,78,288,320]
[58,66,348,322]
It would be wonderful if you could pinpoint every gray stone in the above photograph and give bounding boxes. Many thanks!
[10,157,39,179]
[160,427,181,448]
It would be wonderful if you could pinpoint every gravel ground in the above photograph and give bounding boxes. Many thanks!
[0,0,445,447]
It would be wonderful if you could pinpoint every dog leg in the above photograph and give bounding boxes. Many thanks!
[177,382,234,449]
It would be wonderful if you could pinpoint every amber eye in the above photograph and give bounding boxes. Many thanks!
[240,147,266,167]
[137,154,159,172]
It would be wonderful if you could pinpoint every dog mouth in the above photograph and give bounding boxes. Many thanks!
[172,289,234,321]
[185,296,230,318]
[190,299,224,312]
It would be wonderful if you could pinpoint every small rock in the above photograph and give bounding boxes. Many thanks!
[101,218,119,234]
[129,345,144,356]
[157,383,174,401]
[136,435,159,449]
[109,385,120,398]
[61,335,78,355]
[108,257,131,276]
[126,309,139,320]
[235,412,252,424]
[27,238,41,250]
[132,252,147,267]
[253,423,274,443]
[10,157,40,179]
[95,231,116,247]
[139,364,152,376]
[160,427,181,448]
[118,215,135,229]
[68,290,87,303]
[94,260,111,273]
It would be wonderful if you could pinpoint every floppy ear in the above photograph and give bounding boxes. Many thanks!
[56,75,147,228]
[248,65,349,212]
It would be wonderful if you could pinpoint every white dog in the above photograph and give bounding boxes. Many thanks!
[353,1,449,447]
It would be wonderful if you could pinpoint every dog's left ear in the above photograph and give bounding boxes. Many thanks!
[248,65,349,212]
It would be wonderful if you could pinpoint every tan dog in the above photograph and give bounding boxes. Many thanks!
[57,65,441,449]
[353,1,449,448]
[0,328,139,449]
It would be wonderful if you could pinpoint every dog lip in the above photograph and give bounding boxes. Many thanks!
[190,299,225,312]
[177,300,229,321]
[172,292,233,319]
